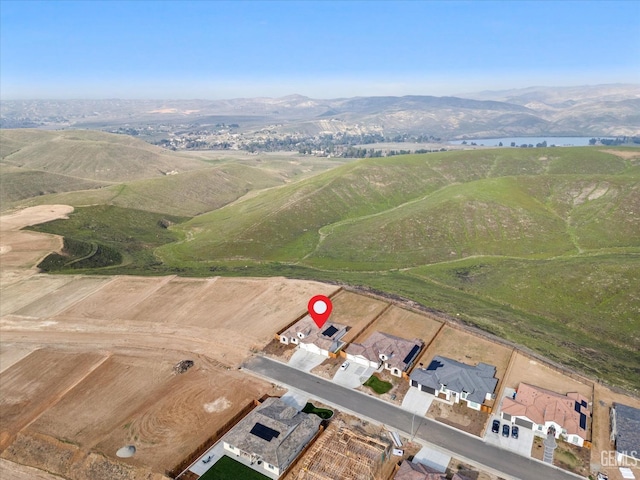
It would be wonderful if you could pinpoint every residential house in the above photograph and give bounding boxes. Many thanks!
[409,356,498,410]
[279,316,348,357]
[610,403,640,464]
[222,397,322,477]
[344,331,423,377]
[500,383,590,446]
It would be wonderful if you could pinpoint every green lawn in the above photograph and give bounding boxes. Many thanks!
[302,402,334,419]
[363,375,393,394]
[199,455,269,480]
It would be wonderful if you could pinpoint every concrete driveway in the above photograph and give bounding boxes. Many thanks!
[288,348,326,372]
[332,362,376,388]
[402,387,435,415]
[484,414,535,457]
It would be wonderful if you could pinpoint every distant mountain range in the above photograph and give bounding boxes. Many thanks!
[1,84,638,139]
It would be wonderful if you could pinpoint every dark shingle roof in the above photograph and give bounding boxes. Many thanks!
[613,403,640,459]
[410,355,498,404]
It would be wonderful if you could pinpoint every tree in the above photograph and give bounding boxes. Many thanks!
[498,141,503,147]
[589,138,597,145]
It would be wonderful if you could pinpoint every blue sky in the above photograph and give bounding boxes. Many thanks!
[1,0,639,99]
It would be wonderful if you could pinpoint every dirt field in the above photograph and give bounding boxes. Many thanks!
[354,305,443,347]
[415,326,513,385]
[0,274,76,315]
[0,205,72,287]
[0,458,67,480]
[502,352,593,398]
[329,290,389,343]
[0,348,108,450]
[7,348,282,475]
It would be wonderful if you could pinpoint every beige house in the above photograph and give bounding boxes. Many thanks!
[344,331,423,377]
[279,316,348,357]
[501,383,590,446]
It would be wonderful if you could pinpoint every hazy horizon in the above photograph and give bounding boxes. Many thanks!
[1,0,639,100]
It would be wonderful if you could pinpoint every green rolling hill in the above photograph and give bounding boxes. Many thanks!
[26,145,640,391]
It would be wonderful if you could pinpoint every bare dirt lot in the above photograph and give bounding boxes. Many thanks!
[0,348,108,450]
[502,352,593,398]
[1,347,283,477]
[354,305,443,347]
[329,290,389,343]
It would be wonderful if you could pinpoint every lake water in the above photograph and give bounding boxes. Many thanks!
[448,136,597,147]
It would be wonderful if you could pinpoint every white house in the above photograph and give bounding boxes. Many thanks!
[279,316,348,357]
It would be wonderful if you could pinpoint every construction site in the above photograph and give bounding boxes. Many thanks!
[289,420,394,480]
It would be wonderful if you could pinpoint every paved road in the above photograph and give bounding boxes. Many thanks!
[244,356,583,480]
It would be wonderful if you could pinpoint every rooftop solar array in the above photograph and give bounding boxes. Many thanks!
[402,344,420,364]
[574,401,582,412]
[579,413,587,430]
[250,422,281,442]
[322,325,339,337]
[427,359,444,371]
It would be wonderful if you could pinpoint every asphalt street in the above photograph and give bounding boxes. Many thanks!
[243,356,582,480]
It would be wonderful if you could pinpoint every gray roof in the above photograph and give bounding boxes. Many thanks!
[223,397,321,470]
[613,403,640,459]
[410,355,498,404]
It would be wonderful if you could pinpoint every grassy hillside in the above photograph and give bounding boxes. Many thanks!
[5,163,285,216]
[26,146,640,391]
[0,129,208,182]
[0,164,110,204]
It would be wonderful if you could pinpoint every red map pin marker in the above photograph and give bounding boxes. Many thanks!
[308,295,332,328]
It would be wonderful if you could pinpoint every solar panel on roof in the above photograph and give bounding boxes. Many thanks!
[427,359,443,371]
[575,402,582,412]
[250,423,280,442]
[581,400,587,407]
[322,325,338,337]
[579,413,587,430]
[402,344,420,364]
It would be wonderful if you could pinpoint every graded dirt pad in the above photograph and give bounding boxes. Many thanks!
[0,274,76,315]
[415,325,513,383]
[0,205,73,286]
[0,348,108,451]
[0,458,67,480]
[95,356,282,473]
[0,343,38,373]
[503,352,593,398]
[19,350,281,475]
[355,305,443,346]
[14,276,113,318]
[58,275,172,319]
[330,290,390,343]
[118,277,215,323]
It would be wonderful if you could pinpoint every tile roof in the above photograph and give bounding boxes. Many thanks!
[612,403,640,459]
[410,355,498,404]
[394,461,472,480]
[223,397,321,471]
[501,383,590,439]
[281,315,347,350]
[345,331,423,371]
[394,461,445,480]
